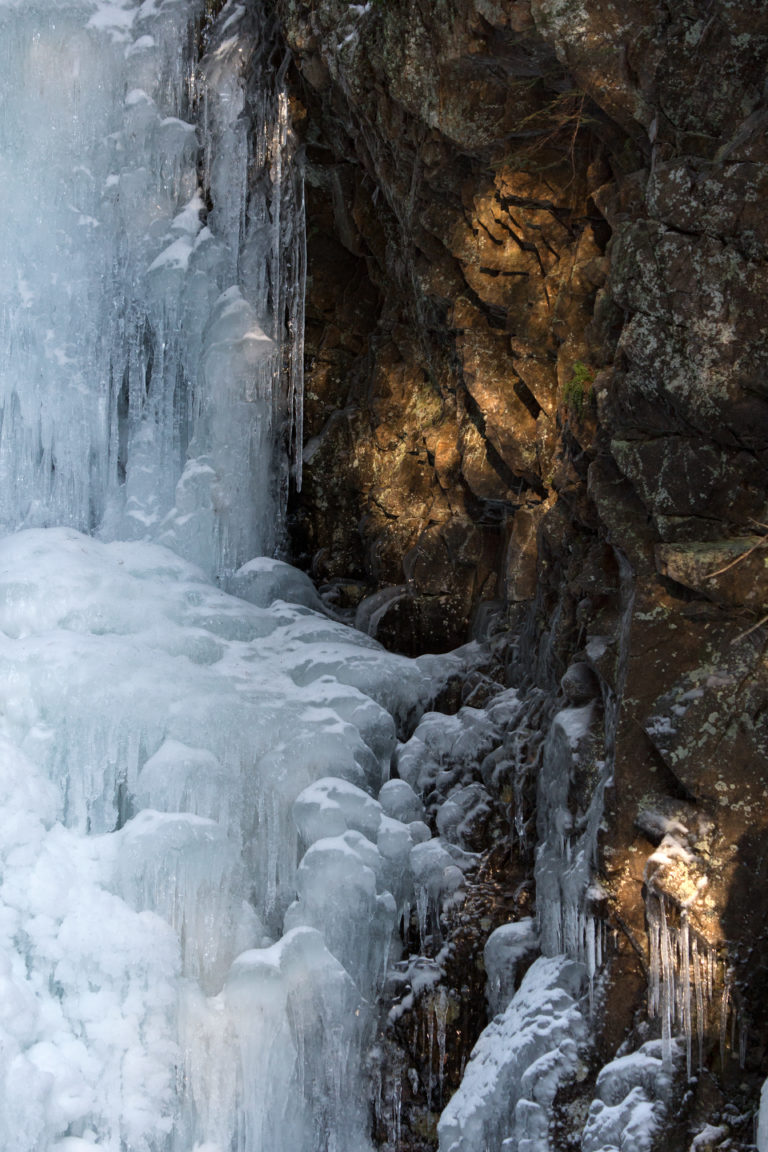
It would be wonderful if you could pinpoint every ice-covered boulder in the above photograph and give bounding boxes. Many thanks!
[581,1040,677,1152]
[436,782,493,849]
[410,838,466,946]
[397,706,498,798]
[484,918,538,1015]
[229,556,325,612]
[379,778,425,824]
[293,776,383,846]
[438,955,587,1152]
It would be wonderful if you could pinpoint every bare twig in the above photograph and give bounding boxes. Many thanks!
[705,535,768,580]
[730,612,768,645]
[609,905,649,979]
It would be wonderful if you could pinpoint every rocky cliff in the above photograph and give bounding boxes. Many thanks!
[265,0,768,1147]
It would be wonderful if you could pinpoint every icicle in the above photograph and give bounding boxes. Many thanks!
[648,894,661,1019]
[416,887,429,952]
[720,971,732,1071]
[426,996,436,1111]
[646,878,724,1081]
[435,987,449,1103]
[680,912,692,1080]
[692,935,705,1071]
[290,166,306,493]
[393,1065,403,1148]
[585,914,596,1011]
[659,896,674,1070]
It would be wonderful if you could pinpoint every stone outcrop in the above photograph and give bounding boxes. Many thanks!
[279,0,616,652]
[265,0,768,1147]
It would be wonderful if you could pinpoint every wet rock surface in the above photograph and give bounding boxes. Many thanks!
[264,0,768,1147]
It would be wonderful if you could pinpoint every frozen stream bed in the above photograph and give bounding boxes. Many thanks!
[0,527,463,1150]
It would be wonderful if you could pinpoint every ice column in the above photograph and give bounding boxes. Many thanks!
[535,550,635,978]
[0,0,304,575]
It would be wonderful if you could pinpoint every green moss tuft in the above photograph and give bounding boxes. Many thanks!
[563,360,594,417]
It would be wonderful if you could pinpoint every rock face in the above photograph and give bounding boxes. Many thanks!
[266,0,768,1148]
[279,0,611,652]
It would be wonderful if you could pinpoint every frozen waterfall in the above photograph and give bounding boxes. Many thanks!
[0,0,306,571]
[0,2,457,1149]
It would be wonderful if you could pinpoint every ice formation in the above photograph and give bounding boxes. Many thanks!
[0,2,461,1149]
[0,525,459,1150]
[535,553,635,976]
[483,918,538,1017]
[0,0,304,574]
[580,1040,677,1152]
[645,873,718,1077]
[758,1079,768,1152]
[437,956,588,1152]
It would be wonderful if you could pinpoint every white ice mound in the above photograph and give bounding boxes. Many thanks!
[437,955,587,1152]
[379,777,425,823]
[0,811,180,1152]
[180,926,374,1152]
[219,927,373,1152]
[581,1040,676,1152]
[284,830,397,996]
[484,917,538,1015]
[0,527,440,1150]
[410,837,469,948]
[229,554,326,611]
[436,781,493,848]
[294,776,383,845]
[135,739,230,822]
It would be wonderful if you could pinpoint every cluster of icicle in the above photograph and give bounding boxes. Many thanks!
[646,890,718,1078]
[646,880,749,1092]
[0,0,304,574]
[200,1,306,504]
[534,553,636,979]
[435,550,701,1152]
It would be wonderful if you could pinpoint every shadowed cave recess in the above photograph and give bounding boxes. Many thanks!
[0,1,767,1151]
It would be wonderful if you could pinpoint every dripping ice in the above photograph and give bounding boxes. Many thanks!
[0,2,461,1150]
[434,551,690,1152]
[0,0,305,572]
